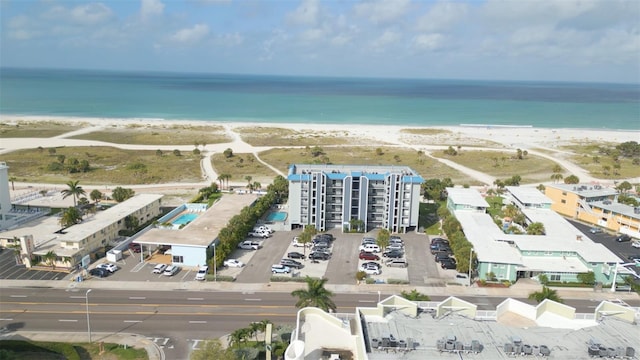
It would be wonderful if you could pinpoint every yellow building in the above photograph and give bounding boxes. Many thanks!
[545,184,640,239]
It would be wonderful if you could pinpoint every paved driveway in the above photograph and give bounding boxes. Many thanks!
[0,248,68,281]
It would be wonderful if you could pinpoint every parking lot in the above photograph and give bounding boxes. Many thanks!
[0,248,69,281]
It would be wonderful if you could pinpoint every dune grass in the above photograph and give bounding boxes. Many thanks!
[563,143,640,179]
[400,128,451,136]
[0,121,80,138]
[70,124,231,145]
[258,146,480,185]
[234,126,376,146]
[436,149,560,183]
[210,153,277,185]
[2,146,203,185]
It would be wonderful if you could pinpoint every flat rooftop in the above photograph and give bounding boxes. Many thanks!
[547,183,618,198]
[447,187,489,208]
[364,311,639,360]
[507,186,552,206]
[134,193,258,248]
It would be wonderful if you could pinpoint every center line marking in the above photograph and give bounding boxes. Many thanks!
[129,297,146,300]
[10,295,27,298]
[124,320,142,323]
[59,319,78,322]
[244,298,262,301]
[189,321,207,324]
[187,298,204,301]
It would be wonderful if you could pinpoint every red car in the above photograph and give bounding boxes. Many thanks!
[359,252,380,261]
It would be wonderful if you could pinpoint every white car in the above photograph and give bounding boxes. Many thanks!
[249,231,271,238]
[387,244,404,251]
[254,225,274,234]
[362,265,381,275]
[153,263,167,274]
[631,241,640,249]
[195,265,208,281]
[238,241,259,250]
[97,263,118,273]
[163,265,179,276]
[359,244,381,253]
[292,237,312,248]
[223,259,245,268]
[271,264,291,274]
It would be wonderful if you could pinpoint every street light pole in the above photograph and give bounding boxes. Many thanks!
[468,249,474,286]
[213,244,217,282]
[85,289,92,343]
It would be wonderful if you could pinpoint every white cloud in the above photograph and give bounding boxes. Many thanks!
[141,0,164,21]
[216,32,243,46]
[70,3,114,26]
[370,29,401,51]
[412,33,445,51]
[286,0,320,26]
[170,23,210,43]
[355,0,410,25]
[416,1,468,32]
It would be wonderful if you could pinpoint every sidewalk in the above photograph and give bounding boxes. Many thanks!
[1,331,163,360]
[3,278,639,302]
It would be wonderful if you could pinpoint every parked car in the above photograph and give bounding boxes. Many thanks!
[163,265,179,276]
[431,237,448,245]
[287,251,306,259]
[383,250,404,258]
[386,259,408,268]
[362,264,381,275]
[89,268,109,278]
[632,241,640,249]
[360,261,381,271]
[628,254,640,261]
[359,252,380,261]
[97,263,118,273]
[129,243,141,253]
[292,238,312,248]
[431,244,452,255]
[248,231,270,238]
[195,265,208,281]
[223,259,245,268]
[434,252,451,263]
[616,234,632,242]
[238,241,259,250]
[152,263,167,274]
[389,238,404,246]
[387,243,404,252]
[280,259,304,269]
[589,227,604,234]
[254,225,274,234]
[359,244,381,253]
[315,233,334,242]
[309,251,330,260]
[361,237,376,245]
[441,259,457,270]
[271,264,291,274]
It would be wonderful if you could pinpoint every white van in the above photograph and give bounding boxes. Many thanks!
[163,265,179,276]
[359,244,381,253]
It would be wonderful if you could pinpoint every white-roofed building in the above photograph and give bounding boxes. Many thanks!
[447,187,626,285]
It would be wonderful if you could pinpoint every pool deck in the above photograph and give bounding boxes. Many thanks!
[134,194,259,248]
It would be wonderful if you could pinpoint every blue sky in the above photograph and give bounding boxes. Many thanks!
[1,0,638,83]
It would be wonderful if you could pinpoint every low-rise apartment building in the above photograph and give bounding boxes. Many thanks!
[287,164,423,233]
[545,183,640,239]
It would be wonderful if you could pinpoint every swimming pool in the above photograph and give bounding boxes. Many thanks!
[266,211,287,222]
[172,213,199,225]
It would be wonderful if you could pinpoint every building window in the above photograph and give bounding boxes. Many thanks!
[172,255,184,263]
[550,274,561,281]
[561,199,566,204]
[562,192,567,196]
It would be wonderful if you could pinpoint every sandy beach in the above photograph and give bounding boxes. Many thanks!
[1,115,638,205]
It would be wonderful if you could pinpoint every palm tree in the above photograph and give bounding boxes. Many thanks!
[42,250,58,269]
[59,207,83,228]
[526,222,545,235]
[61,180,86,207]
[217,174,225,190]
[376,228,390,251]
[528,286,563,303]
[291,276,337,312]
[8,176,17,191]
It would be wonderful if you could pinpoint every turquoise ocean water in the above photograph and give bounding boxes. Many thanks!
[1,68,638,130]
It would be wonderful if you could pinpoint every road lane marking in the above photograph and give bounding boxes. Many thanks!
[129,297,146,300]
[59,319,78,322]
[189,321,207,324]
[244,298,262,301]
[124,320,142,323]
[358,300,375,303]
[69,296,86,299]
[0,318,14,321]
[9,295,27,298]
[187,298,204,301]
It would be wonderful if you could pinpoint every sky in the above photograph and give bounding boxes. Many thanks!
[1,0,639,83]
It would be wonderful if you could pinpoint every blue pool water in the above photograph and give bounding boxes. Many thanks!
[172,213,198,225]
[266,212,287,222]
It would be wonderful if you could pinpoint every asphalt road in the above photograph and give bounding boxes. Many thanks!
[2,287,638,359]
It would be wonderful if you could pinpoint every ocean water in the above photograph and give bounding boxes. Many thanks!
[1,67,638,130]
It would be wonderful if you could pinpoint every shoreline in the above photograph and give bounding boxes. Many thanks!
[2,113,639,134]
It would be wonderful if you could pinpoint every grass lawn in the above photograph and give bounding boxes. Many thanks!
[563,144,640,179]
[257,146,481,186]
[419,202,442,235]
[2,146,203,185]
[437,150,560,184]
[234,126,375,146]
[0,340,148,360]
[0,121,80,138]
[70,124,231,146]
[210,153,278,185]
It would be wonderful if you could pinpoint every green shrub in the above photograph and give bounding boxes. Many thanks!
[387,278,409,285]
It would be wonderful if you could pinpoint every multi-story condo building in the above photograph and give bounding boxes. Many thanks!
[545,183,640,239]
[287,164,424,233]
